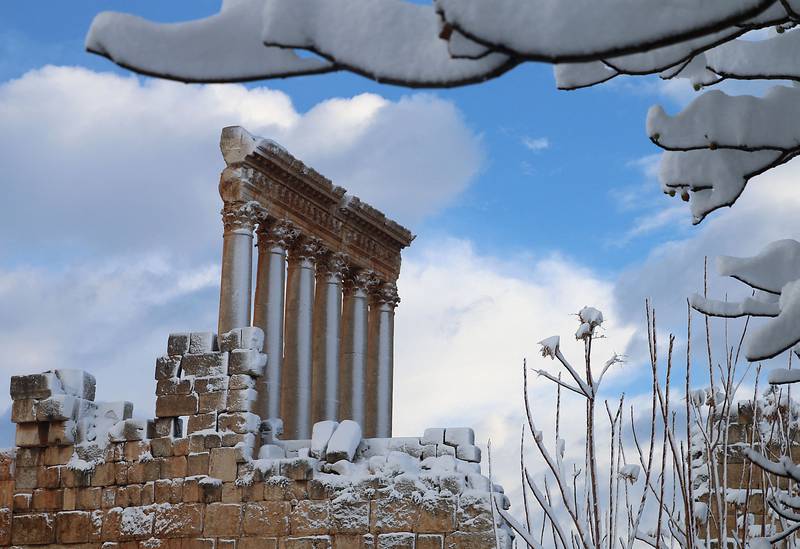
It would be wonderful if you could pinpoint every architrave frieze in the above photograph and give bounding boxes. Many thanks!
[219,126,414,282]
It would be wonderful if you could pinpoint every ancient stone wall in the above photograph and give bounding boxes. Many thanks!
[0,329,512,548]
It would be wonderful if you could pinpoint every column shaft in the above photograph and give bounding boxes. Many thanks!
[366,283,399,438]
[339,271,372,429]
[311,253,347,424]
[282,237,320,440]
[218,201,264,335]
[252,220,295,421]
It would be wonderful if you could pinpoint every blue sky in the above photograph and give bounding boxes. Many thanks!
[0,1,677,272]
[2,2,796,492]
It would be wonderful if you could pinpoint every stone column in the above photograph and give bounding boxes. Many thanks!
[281,235,322,440]
[218,201,265,336]
[366,282,399,438]
[252,219,297,421]
[339,270,373,429]
[311,252,349,424]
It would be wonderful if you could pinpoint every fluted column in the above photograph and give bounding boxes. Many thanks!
[312,252,349,424]
[339,270,373,429]
[282,235,322,440]
[218,201,265,335]
[366,282,399,438]
[253,219,297,421]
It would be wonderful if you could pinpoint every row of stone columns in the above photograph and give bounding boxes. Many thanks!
[217,201,399,440]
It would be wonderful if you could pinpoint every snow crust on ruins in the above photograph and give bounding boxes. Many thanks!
[0,127,513,549]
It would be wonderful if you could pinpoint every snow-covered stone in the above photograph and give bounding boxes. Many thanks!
[444,427,474,448]
[421,428,445,446]
[311,420,338,459]
[228,349,266,377]
[326,420,362,463]
[167,332,191,356]
[188,332,216,354]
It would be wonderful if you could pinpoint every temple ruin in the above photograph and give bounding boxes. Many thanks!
[0,127,513,549]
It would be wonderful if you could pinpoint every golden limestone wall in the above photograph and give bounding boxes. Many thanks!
[0,330,512,549]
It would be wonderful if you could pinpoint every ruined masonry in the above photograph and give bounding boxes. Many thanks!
[0,127,513,548]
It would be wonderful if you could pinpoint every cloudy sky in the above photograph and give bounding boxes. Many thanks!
[1,2,798,498]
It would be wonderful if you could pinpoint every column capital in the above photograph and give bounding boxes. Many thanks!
[221,200,266,235]
[288,235,324,263]
[369,281,400,308]
[316,251,350,281]
[343,268,377,296]
[257,218,299,249]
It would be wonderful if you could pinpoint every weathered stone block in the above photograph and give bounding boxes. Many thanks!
[109,418,147,442]
[10,372,61,400]
[43,445,73,466]
[243,501,290,535]
[161,455,188,479]
[199,391,227,413]
[218,411,261,434]
[456,493,493,532]
[223,431,256,449]
[90,462,115,487]
[204,502,242,536]
[436,445,455,458]
[226,388,258,412]
[13,492,31,512]
[229,374,255,390]
[199,478,222,503]
[210,447,239,482]
[11,398,37,423]
[187,452,210,477]
[291,500,330,535]
[416,496,456,533]
[0,508,9,546]
[444,428,474,448]
[75,486,102,509]
[150,437,173,458]
[182,352,228,378]
[281,457,316,481]
[12,512,55,544]
[56,510,90,543]
[194,376,229,394]
[371,498,418,533]
[33,487,64,510]
[167,333,191,356]
[183,538,216,549]
[331,500,369,534]
[102,506,155,541]
[152,418,182,438]
[124,440,152,462]
[229,350,267,377]
[156,355,183,380]
[239,537,279,549]
[455,445,481,463]
[154,502,204,538]
[35,394,79,421]
[377,533,415,549]
[16,447,41,467]
[0,479,12,508]
[173,437,189,456]
[57,369,97,400]
[189,332,216,354]
[284,535,333,549]
[48,420,77,445]
[16,422,49,447]
[127,460,161,484]
[188,412,217,434]
[417,534,444,549]
[102,486,117,508]
[156,394,198,417]
[157,377,194,396]
[222,482,242,503]
[444,531,496,549]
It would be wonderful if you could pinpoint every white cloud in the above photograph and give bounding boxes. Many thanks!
[521,136,550,151]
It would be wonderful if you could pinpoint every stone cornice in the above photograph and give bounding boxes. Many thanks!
[219,126,415,281]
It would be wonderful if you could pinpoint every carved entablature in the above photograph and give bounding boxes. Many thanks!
[219,126,415,282]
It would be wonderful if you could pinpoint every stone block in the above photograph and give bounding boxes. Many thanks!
[10,372,61,400]
[16,446,42,467]
[11,398,37,423]
[455,445,481,463]
[152,418,182,438]
[13,492,31,512]
[377,533,415,549]
[291,500,330,535]
[371,498,418,533]
[173,437,189,456]
[0,451,14,480]
[436,445,455,458]
[0,508,9,546]
[156,355,183,379]
[284,535,333,549]
[210,447,239,482]
[444,531,496,549]
[199,478,222,503]
[16,422,49,447]
[32,488,63,510]
[416,496,456,533]
[222,482,242,503]
[417,535,443,549]
[154,502,204,538]
[226,389,258,412]
[189,332,216,354]
[187,452,210,476]
[57,369,97,400]
[223,431,256,448]
[194,376,229,394]
[157,377,194,396]
[281,457,316,481]
[182,352,228,377]
[456,493,493,532]
[102,486,117,508]
[331,500,369,534]
[218,411,261,434]
[124,440,152,462]
[15,465,39,490]
[109,418,147,442]
[188,412,217,434]
[199,392,227,413]
[75,486,102,509]
[167,333,191,356]
[35,394,79,421]
[183,539,216,549]
[229,350,267,377]
[12,512,55,545]
[229,374,256,390]
[443,428,474,448]
[48,420,77,445]
[127,460,161,484]
[0,479,12,508]
[102,506,155,541]
[90,462,116,487]
[243,501,291,535]
[218,329,243,352]
[156,394,198,417]
[150,437,173,458]
[204,502,242,536]
[56,510,90,543]
[43,445,73,466]
[240,537,278,549]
